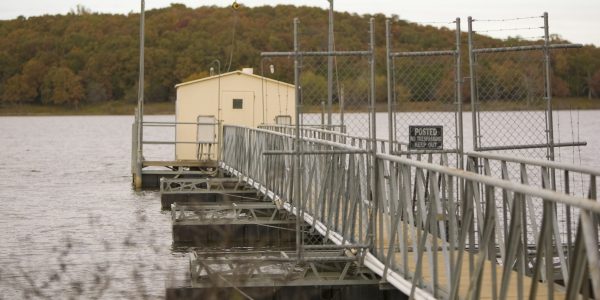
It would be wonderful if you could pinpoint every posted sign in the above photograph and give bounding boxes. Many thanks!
[409,126,443,150]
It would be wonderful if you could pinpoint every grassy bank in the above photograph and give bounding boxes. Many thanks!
[0,101,175,116]
[1,98,598,116]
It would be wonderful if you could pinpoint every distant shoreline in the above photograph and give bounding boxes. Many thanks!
[1,98,599,116]
[0,101,175,116]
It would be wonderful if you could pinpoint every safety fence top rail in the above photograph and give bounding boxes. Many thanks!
[466,151,600,177]
[473,43,582,53]
[259,124,409,146]
[261,50,371,57]
[377,151,600,213]
[391,50,457,57]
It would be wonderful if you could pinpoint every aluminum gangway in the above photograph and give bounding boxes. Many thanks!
[219,124,600,300]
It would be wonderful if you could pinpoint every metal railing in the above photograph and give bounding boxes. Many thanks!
[221,124,600,299]
[133,120,219,162]
[221,124,374,265]
[465,151,600,281]
[259,124,407,155]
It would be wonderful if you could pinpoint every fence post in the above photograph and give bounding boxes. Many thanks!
[455,18,464,168]
[293,17,303,263]
[135,0,145,190]
[386,19,394,155]
[467,16,479,152]
[368,17,378,252]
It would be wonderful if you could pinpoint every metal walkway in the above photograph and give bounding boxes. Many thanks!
[219,124,600,300]
[129,13,598,299]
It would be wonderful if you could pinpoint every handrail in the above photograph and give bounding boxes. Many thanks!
[466,151,600,177]
[221,124,600,299]
[379,152,599,212]
[259,123,409,146]
[142,121,218,125]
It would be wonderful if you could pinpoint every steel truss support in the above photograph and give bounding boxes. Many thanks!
[189,249,376,288]
[171,202,294,224]
[160,177,256,194]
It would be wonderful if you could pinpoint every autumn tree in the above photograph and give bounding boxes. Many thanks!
[2,75,37,104]
[41,67,84,109]
[591,69,600,98]
[0,4,598,108]
[21,58,48,102]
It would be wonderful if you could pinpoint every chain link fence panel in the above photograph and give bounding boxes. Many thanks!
[473,50,548,153]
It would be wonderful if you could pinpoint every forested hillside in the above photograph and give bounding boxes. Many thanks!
[0,4,599,109]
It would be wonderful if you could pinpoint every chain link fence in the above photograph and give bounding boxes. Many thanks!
[299,55,372,136]
[467,14,586,249]
[258,17,377,259]
[472,50,548,154]
[392,55,460,148]
[386,19,463,171]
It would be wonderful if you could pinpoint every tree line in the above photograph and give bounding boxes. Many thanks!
[0,4,599,109]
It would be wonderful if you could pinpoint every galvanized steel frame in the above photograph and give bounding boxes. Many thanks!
[221,124,600,299]
[189,250,379,289]
[258,18,378,264]
[160,177,255,194]
[385,18,464,161]
[170,202,293,224]
[259,124,407,155]
[467,13,583,156]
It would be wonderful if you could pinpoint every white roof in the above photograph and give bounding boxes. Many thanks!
[175,70,294,89]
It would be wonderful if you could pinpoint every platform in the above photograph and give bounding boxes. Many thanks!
[166,250,403,300]
[171,202,297,247]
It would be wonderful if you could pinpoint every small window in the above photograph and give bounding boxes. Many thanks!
[232,98,243,109]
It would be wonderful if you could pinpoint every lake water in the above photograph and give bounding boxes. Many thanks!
[0,116,186,299]
[0,111,598,299]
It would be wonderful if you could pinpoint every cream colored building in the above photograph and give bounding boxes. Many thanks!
[174,68,295,161]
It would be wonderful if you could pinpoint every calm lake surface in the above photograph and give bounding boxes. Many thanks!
[0,111,599,299]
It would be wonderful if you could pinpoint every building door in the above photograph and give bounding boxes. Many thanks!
[196,115,216,160]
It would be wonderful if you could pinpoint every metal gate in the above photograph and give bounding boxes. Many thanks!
[466,13,587,250]
[386,18,464,169]
[467,13,584,159]
[259,18,378,261]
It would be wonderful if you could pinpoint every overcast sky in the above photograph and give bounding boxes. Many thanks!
[1,0,598,46]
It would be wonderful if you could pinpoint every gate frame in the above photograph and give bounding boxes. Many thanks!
[467,13,585,159]
[385,18,464,169]
[260,18,378,262]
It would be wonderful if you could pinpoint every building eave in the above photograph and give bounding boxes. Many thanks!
[174,70,294,89]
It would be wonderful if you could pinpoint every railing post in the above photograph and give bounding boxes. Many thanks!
[132,109,138,178]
